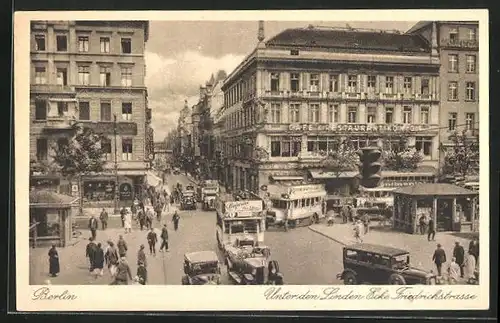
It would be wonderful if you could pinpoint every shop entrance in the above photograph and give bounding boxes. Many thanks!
[437,199,453,231]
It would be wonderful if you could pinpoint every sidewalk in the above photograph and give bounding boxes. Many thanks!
[309,222,475,276]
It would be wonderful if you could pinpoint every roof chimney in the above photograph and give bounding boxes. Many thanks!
[257,20,266,48]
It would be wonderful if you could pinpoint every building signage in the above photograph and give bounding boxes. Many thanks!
[288,184,325,195]
[119,183,133,200]
[383,181,431,188]
[224,200,263,213]
[289,123,426,133]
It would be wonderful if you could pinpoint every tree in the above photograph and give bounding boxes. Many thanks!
[321,139,360,176]
[382,136,423,171]
[51,125,108,211]
[440,129,479,178]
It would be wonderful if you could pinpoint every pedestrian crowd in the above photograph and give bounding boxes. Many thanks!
[431,238,479,284]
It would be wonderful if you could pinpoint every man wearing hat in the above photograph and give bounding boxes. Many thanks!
[111,257,133,285]
[453,241,465,278]
[432,243,447,277]
[136,261,147,285]
[137,244,147,268]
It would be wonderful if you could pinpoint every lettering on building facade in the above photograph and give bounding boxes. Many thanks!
[288,123,428,133]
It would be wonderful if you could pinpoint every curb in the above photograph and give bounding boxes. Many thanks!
[308,226,348,246]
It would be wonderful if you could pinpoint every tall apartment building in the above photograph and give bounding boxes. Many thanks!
[219,23,441,194]
[407,21,479,175]
[30,20,151,204]
[177,101,193,155]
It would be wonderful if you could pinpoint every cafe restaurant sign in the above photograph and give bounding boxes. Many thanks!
[289,123,426,133]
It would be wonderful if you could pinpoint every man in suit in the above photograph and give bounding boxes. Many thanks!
[427,218,436,241]
[147,227,158,256]
[88,215,98,240]
[159,224,169,252]
[453,241,465,278]
[432,243,447,276]
[99,208,109,230]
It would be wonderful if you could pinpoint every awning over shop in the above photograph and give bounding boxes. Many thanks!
[146,171,163,187]
[270,175,304,181]
[308,170,359,179]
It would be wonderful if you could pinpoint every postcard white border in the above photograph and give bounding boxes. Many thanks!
[14,9,490,311]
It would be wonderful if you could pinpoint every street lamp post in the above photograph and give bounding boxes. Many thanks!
[113,114,120,214]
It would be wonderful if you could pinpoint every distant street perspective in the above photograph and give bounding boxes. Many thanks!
[29,19,480,286]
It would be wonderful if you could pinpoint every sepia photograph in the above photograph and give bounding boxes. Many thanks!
[14,10,489,311]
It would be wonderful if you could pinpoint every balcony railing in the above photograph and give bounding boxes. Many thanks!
[31,84,76,94]
[441,38,479,49]
[80,121,138,136]
[43,116,77,129]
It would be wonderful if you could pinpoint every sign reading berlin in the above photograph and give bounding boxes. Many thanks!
[289,123,428,133]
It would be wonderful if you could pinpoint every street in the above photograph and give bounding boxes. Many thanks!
[30,173,344,285]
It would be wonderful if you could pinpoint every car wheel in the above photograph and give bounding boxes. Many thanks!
[388,273,406,285]
[343,272,357,285]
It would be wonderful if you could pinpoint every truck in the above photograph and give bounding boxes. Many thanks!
[180,185,197,210]
[265,183,327,228]
[198,180,219,210]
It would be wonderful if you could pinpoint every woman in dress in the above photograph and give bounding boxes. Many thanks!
[48,244,60,277]
[464,250,477,284]
[124,209,132,234]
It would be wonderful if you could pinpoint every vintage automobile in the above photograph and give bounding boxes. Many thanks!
[225,238,283,285]
[180,195,197,210]
[336,243,438,285]
[182,251,221,285]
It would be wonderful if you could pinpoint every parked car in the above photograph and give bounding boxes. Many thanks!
[182,251,221,285]
[336,243,438,285]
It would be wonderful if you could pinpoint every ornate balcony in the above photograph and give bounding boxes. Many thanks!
[31,84,76,95]
[44,116,77,130]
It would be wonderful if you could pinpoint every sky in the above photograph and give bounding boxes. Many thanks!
[145,21,418,140]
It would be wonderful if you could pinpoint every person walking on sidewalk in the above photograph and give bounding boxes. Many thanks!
[432,243,447,277]
[117,235,128,258]
[93,243,105,277]
[469,239,479,264]
[427,218,436,241]
[447,257,461,284]
[111,257,132,285]
[120,207,126,228]
[419,215,427,235]
[353,220,363,243]
[48,244,60,277]
[341,205,348,224]
[146,207,154,230]
[453,241,465,278]
[362,214,370,234]
[99,208,109,230]
[147,227,158,255]
[159,224,169,252]
[155,203,163,222]
[136,261,147,285]
[172,211,180,231]
[124,209,132,234]
[88,215,98,240]
[105,241,119,277]
[137,244,147,267]
[464,250,477,284]
[85,237,98,272]
[137,209,146,231]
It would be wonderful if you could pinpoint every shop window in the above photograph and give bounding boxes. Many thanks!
[30,210,60,238]
[415,136,433,157]
[122,138,133,161]
[83,180,116,201]
[270,136,301,157]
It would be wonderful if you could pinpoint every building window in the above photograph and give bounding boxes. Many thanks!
[78,66,90,85]
[448,81,458,100]
[309,103,320,123]
[99,66,111,86]
[367,75,376,90]
[448,54,458,72]
[465,113,475,131]
[122,139,133,161]
[466,82,476,101]
[310,74,319,92]
[270,73,280,92]
[449,28,459,41]
[403,106,412,124]
[34,67,46,84]
[403,77,412,93]
[35,35,45,51]
[347,107,357,123]
[79,102,90,120]
[366,107,376,124]
[100,102,112,121]
[468,28,477,41]
[35,99,47,120]
[57,102,68,117]
[122,102,132,121]
[36,138,48,161]
[56,68,67,86]
[466,55,476,73]
[347,75,357,92]
[100,37,110,53]
[420,106,430,124]
[290,73,299,92]
[289,103,300,123]
[329,75,338,92]
[327,104,339,123]
[421,78,430,95]
[270,136,301,157]
[56,35,67,51]
[269,103,281,123]
[121,38,131,54]
[121,67,132,87]
[78,36,89,52]
[385,76,394,94]
[448,112,457,131]
[385,107,393,124]
[101,138,112,160]
[415,136,433,156]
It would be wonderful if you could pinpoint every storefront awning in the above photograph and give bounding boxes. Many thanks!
[146,171,162,187]
[309,170,359,179]
[270,175,304,181]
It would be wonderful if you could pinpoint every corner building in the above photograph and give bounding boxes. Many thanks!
[220,26,441,194]
[29,20,151,204]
